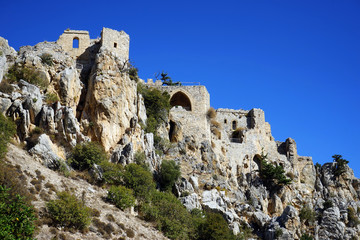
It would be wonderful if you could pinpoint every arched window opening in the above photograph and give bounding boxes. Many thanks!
[224,119,227,124]
[232,120,237,130]
[253,155,262,171]
[170,91,192,111]
[73,37,79,48]
[230,127,244,143]
[114,42,117,48]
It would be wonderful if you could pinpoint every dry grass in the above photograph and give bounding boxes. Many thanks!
[210,119,221,129]
[211,128,221,139]
[207,107,217,119]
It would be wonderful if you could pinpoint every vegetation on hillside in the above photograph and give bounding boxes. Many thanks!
[332,154,349,178]
[39,53,53,66]
[0,186,37,240]
[0,113,16,158]
[68,142,107,171]
[46,191,92,230]
[257,152,291,191]
[6,64,49,90]
[159,159,181,192]
[0,115,37,239]
[137,83,171,149]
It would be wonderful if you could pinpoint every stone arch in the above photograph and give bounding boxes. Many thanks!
[170,91,192,111]
[73,37,79,48]
[253,154,262,171]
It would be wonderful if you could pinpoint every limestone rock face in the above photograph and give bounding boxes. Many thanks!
[81,48,138,151]
[16,42,82,112]
[318,207,345,239]
[0,37,17,82]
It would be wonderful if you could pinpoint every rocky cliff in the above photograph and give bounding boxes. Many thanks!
[0,30,359,240]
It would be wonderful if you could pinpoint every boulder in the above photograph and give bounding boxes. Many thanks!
[0,97,11,114]
[29,134,61,169]
[181,193,201,211]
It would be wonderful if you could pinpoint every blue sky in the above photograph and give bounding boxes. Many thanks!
[1,0,360,176]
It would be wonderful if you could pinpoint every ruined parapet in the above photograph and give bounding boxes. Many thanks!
[100,27,129,63]
[56,29,91,58]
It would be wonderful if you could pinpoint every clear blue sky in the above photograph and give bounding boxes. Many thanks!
[1,0,359,176]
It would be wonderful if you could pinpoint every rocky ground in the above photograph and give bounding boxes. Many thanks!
[6,143,168,240]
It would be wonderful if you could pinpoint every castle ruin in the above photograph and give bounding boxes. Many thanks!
[56,27,271,150]
[57,27,129,63]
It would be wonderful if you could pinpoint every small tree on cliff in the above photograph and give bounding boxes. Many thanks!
[332,154,349,177]
[156,71,181,86]
[257,152,291,191]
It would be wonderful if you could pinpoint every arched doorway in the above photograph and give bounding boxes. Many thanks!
[170,91,192,111]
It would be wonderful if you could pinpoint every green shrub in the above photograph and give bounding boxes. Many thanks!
[299,205,316,225]
[40,53,53,66]
[347,207,360,227]
[323,199,333,210]
[123,163,155,201]
[141,190,195,239]
[68,142,107,171]
[0,113,16,158]
[6,64,48,90]
[99,161,123,185]
[107,185,135,210]
[0,185,37,240]
[59,161,70,177]
[128,67,138,81]
[134,151,147,168]
[198,210,236,240]
[258,152,291,190]
[0,79,14,94]
[332,154,349,177]
[45,92,59,105]
[137,84,171,137]
[238,221,253,240]
[300,233,314,240]
[159,71,181,86]
[159,160,181,191]
[46,191,92,230]
[275,228,283,239]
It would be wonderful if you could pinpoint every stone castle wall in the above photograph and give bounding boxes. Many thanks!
[146,82,211,142]
[56,30,91,58]
[101,28,129,63]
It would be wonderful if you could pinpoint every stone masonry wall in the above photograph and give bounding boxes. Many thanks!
[56,30,91,58]
[101,27,129,63]
[155,85,211,142]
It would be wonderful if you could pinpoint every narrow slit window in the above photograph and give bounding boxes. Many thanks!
[232,120,237,130]
[114,42,117,48]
